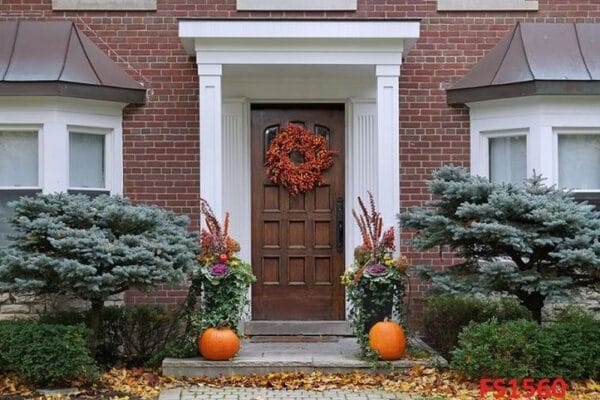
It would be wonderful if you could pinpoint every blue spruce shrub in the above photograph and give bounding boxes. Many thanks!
[401,166,600,323]
[0,193,197,344]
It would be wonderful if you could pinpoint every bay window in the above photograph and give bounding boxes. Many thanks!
[469,97,600,207]
[0,97,124,247]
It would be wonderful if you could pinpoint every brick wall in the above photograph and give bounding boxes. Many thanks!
[2,0,600,317]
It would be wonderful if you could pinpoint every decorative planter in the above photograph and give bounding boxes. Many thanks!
[362,283,394,333]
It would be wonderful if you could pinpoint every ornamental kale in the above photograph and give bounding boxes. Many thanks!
[208,263,230,278]
[365,263,388,277]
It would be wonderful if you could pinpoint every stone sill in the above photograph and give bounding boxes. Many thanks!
[52,0,157,11]
[437,0,538,11]
[237,0,357,11]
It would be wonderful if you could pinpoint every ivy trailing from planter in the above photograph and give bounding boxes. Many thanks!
[341,192,410,362]
[346,277,408,362]
[193,199,255,335]
[152,199,255,362]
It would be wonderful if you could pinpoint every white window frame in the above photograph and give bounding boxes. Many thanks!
[476,128,529,182]
[0,124,43,192]
[236,0,357,11]
[553,127,600,193]
[437,0,538,11]
[67,126,114,194]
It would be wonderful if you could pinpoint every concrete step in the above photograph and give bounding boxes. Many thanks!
[162,337,447,378]
[243,320,353,336]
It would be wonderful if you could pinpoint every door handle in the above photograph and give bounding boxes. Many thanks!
[336,197,344,253]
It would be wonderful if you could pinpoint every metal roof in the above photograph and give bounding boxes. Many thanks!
[0,20,146,104]
[447,22,600,105]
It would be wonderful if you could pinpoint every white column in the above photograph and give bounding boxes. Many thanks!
[198,63,223,218]
[376,64,401,252]
[348,99,376,262]
[537,125,555,185]
[110,119,124,195]
[222,98,251,262]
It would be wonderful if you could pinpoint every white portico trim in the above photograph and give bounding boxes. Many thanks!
[179,19,419,267]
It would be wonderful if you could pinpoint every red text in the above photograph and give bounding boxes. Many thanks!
[480,378,567,399]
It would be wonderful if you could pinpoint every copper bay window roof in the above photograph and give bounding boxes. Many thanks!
[0,20,146,104]
[447,22,600,105]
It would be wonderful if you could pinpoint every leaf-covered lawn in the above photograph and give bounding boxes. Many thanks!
[1,367,599,400]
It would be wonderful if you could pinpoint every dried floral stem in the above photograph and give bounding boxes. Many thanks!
[353,192,395,257]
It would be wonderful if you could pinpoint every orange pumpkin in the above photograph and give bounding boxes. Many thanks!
[198,327,240,361]
[368,320,406,361]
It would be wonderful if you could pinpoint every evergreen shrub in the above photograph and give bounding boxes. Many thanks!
[0,321,98,386]
[0,193,197,346]
[451,308,600,380]
[422,295,531,360]
[39,305,182,367]
[543,307,600,380]
[401,166,600,323]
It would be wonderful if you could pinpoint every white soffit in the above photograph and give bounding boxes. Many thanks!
[237,0,357,11]
[179,20,421,63]
[437,0,538,11]
[52,0,157,10]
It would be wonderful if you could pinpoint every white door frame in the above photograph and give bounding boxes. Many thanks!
[179,20,420,319]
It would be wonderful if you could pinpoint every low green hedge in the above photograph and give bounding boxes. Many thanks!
[39,305,183,367]
[0,322,98,386]
[451,307,600,380]
[422,295,531,360]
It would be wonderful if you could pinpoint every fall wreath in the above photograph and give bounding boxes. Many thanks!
[265,124,335,196]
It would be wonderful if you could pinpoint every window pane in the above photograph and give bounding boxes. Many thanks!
[0,131,38,187]
[559,134,600,190]
[263,125,279,162]
[489,136,527,185]
[70,132,105,188]
[0,190,40,247]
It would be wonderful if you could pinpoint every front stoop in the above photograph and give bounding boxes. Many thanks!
[162,337,446,377]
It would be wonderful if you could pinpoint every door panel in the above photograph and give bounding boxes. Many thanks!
[251,105,345,320]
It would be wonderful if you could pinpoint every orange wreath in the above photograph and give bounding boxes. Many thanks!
[265,124,335,196]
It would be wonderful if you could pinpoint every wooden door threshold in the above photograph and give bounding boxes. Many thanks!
[243,320,353,336]
[249,335,340,343]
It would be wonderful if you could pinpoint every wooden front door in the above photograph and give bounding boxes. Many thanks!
[251,105,345,320]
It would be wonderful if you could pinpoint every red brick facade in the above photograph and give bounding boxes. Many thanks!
[2,0,600,313]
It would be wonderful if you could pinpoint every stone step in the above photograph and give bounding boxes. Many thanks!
[162,338,446,378]
[243,320,354,336]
